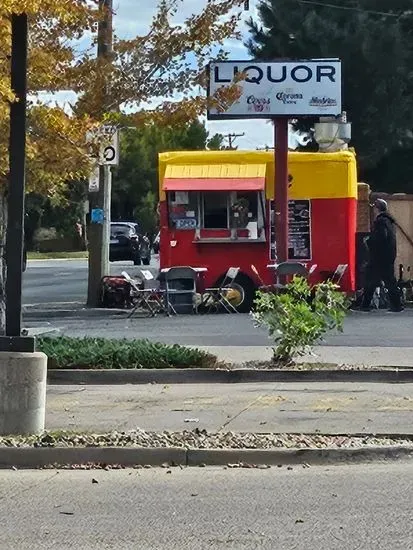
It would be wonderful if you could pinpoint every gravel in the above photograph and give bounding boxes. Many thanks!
[0,430,412,450]
[239,361,413,371]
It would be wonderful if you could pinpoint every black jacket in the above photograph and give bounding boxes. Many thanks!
[367,212,397,265]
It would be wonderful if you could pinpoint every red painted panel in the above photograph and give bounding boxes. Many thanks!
[159,198,357,293]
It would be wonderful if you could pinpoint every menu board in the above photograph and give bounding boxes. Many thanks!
[288,200,312,260]
[269,199,312,261]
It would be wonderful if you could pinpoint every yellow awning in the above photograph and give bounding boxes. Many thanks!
[164,163,267,179]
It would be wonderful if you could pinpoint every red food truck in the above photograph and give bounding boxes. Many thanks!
[158,149,357,311]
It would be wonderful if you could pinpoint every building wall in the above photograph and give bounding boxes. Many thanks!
[371,193,413,273]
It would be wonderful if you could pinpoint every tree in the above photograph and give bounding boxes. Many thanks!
[207,133,226,150]
[0,0,246,329]
[247,0,413,191]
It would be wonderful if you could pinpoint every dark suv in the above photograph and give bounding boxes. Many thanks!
[109,222,151,265]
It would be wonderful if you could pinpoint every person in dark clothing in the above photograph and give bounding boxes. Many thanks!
[361,199,404,312]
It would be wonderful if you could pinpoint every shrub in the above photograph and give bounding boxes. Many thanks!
[252,277,348,365]
[37,337,217,369]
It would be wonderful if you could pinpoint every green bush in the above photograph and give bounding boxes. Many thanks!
[252,277,348,365]
[37,337,216,369]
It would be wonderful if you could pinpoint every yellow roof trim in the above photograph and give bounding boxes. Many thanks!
[164,163,267,179]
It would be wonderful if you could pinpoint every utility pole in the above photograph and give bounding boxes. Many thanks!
[87,0,113,307]
[224,132,245,150]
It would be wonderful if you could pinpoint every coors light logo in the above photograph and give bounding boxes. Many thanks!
[247,95,270,112]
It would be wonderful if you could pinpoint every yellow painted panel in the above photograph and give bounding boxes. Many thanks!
[165,163,266,179]
[158,150,358,201]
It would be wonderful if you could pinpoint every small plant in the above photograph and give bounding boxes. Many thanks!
[37,337,217,369]
[252,277,348,365]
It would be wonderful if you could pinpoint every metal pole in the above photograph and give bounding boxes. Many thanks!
[6,14,28,337]
[86,0,113,306]
[274,118,289,271]
[102,165,112,273]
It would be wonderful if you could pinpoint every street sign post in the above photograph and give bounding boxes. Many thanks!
[207,59,342,268]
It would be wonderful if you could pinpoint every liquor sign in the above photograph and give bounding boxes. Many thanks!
[208,60,341,119]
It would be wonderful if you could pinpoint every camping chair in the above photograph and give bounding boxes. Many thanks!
[164,266,198,315]
[122,271,166,318]
[202,267,240,313]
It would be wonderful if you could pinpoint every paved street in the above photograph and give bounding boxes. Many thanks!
[46,382,413,434]
[0,463,412,549]
[23,259,413,350]
[37,309,413,350]
[22,258,159,306]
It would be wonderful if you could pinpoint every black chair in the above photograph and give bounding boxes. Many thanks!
[164,266,198,314]
[262,261,308,293]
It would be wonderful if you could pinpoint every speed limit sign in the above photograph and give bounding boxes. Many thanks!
[99,130,119,166]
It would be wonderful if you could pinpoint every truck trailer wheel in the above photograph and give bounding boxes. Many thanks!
[217,272,256,313]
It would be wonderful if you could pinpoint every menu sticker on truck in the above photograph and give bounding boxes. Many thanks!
[288,200,312,260]
[269,199,312,261]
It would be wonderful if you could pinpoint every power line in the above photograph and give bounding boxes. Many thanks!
[297,0,402,17]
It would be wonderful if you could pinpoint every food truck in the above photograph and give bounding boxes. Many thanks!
[158,149,357,311]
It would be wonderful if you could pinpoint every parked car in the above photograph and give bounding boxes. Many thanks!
[153,231,160,254]
[109,222,151,265]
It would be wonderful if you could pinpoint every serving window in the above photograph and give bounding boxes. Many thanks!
[168,191,199,229]
[168,190,266,239]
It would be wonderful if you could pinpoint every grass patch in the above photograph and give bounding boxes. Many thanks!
[37,336,217,369]
[28,251,88,260]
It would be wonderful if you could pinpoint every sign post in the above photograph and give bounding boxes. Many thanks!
[274,117,289,265]
[207,59,342,272]
[86,125,118,306]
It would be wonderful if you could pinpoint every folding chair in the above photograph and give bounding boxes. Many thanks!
[261,261,308,294]
[203,267,240,313]
[122,271,165,318]
[164,266,198,315]
[331,264,348,285]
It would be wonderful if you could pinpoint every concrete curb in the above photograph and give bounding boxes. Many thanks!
[47,367,413,385]
[0,445,412,469]
[0,447,186,469]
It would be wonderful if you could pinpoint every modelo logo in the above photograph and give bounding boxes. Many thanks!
[213,63,338,85]
[247,95,270,112]
[309,96,337,107]
[276,92,303,104]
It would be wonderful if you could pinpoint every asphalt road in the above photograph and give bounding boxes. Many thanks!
[22,258,159,305]
[41,308,413,348]
[0,463,412,549]
[22,258,413,348]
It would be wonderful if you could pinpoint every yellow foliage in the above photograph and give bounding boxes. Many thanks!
[0,0,244,198]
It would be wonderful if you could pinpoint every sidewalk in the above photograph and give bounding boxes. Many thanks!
[47,381,413,435]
